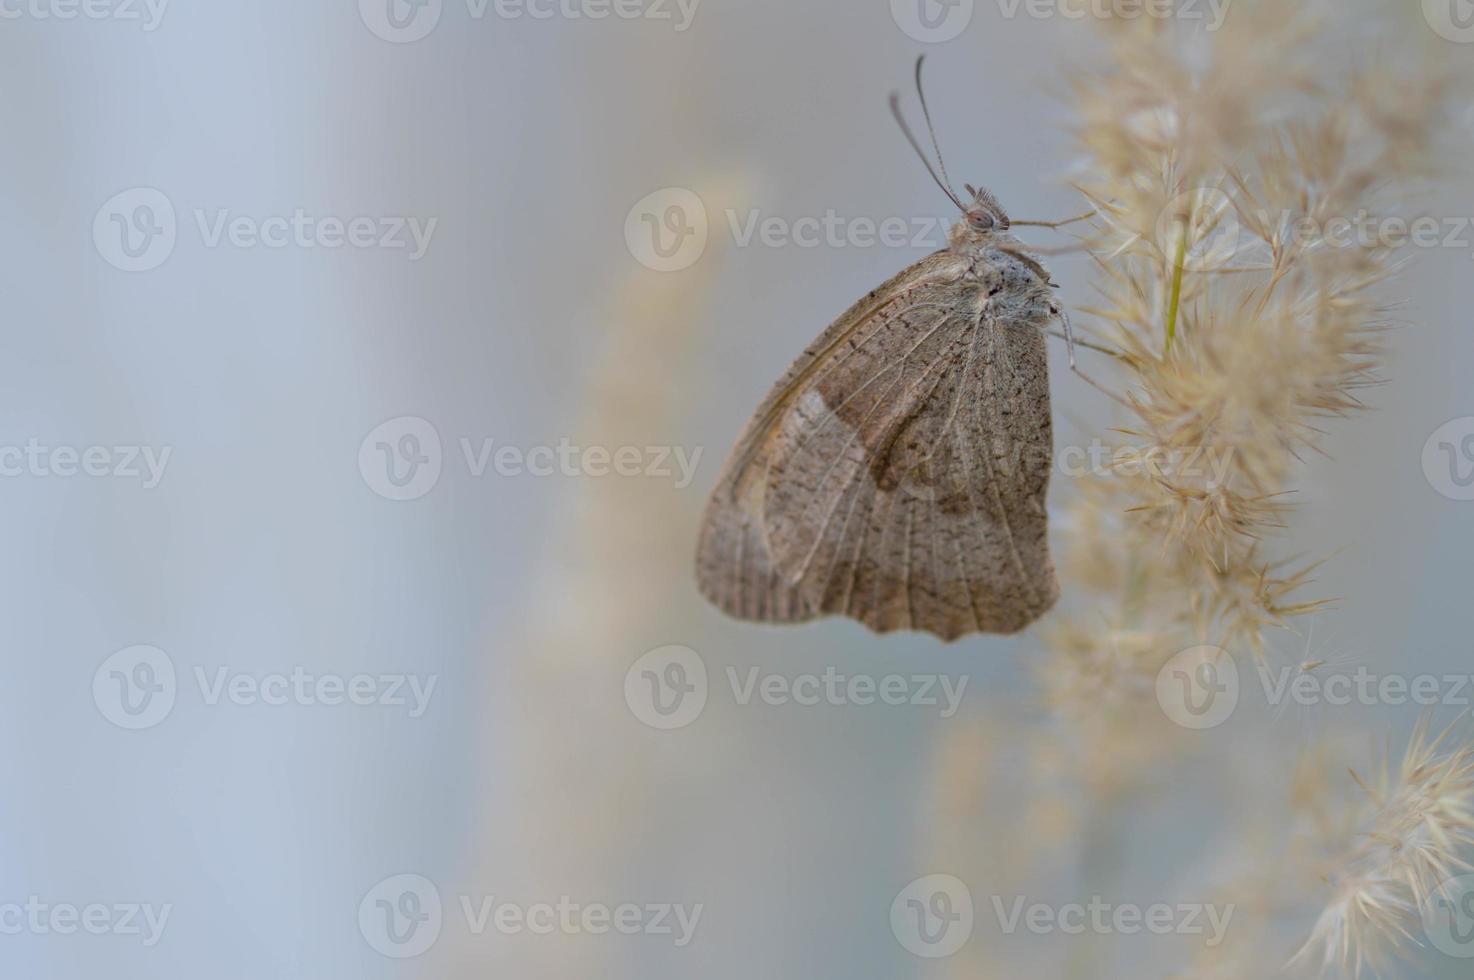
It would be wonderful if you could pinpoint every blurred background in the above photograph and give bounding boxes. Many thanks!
[1,0,1471,977]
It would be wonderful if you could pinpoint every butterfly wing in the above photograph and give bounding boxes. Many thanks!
[695,252,1059,641]
[763,297,1060,641]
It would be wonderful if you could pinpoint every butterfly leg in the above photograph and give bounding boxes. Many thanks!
[1026,242,1091,258]
[1053,308,1132,408]
[1012,209,1097,230]
[1043,329,1121,361]
[1056,306,1078,368]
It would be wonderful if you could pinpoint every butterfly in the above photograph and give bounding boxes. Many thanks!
[695,57,1095,642]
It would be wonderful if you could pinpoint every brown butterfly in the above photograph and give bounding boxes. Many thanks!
[695,57,1094,642]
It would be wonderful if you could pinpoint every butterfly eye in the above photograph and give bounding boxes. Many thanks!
[970,212,996,231]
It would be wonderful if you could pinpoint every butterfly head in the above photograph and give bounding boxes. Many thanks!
[962,184,1011,234]
[949,184,1014,251]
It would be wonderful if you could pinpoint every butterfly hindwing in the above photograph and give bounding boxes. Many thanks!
[763,302,1057,640]
[695,251,1059,641]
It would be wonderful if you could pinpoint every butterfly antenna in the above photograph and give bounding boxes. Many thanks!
[913,56,960,205]
[889,88,966,213]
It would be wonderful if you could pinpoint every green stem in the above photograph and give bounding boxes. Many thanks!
[1165,223,1188,356]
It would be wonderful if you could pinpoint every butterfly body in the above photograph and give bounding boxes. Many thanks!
[695,191,1062,642]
